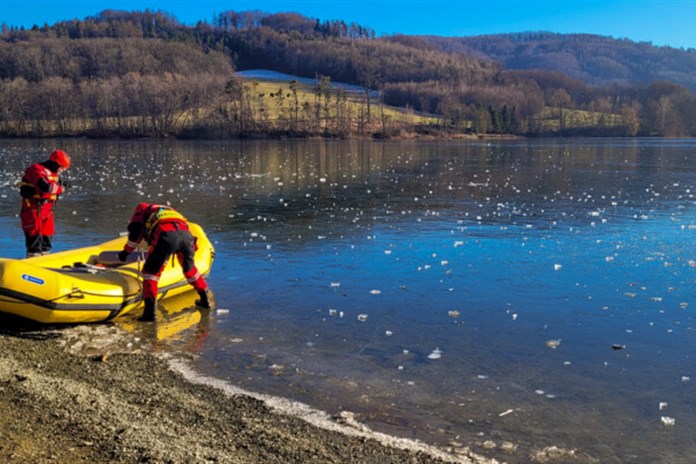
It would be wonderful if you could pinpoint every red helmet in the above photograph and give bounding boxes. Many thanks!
[134,202,151,215]
[49,149,71,169]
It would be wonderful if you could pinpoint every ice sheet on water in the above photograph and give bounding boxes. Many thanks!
[427,348,442,360]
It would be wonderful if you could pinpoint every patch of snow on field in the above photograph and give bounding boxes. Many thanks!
[235,69,379,97]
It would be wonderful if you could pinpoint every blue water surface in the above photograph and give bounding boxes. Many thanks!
[1,138,695,463]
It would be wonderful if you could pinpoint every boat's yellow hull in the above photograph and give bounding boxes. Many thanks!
[0,223,214,324]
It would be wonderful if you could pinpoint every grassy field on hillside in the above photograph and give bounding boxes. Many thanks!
[239,77,439,126]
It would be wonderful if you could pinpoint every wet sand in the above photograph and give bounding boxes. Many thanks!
[0,313,497,464]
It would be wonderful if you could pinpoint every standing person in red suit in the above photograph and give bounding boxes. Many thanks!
[19,149,71,257]
[118,203,212,322]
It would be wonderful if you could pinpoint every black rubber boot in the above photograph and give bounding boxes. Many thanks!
[195,290,211,309]
[138,298,156,322]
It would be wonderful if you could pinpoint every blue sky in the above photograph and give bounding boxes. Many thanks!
[2,1,696,50]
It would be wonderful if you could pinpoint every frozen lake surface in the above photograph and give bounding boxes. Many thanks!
[1,138,695,463]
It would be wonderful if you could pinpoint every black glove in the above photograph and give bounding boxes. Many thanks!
[117,250,129,262]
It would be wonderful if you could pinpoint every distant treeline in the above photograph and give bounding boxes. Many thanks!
[1,10,695,138]
[422,32,696,93]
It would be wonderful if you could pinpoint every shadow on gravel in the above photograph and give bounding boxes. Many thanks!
[0,313,67,339]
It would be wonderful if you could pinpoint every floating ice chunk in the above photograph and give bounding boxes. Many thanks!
[330,282,341,288]
[385,330,393,336]
[454,241,464,248]
[440,260,448,266]
[682,376,691,382]
[369,289,381,295]
[553,264,562,271]
[384,250,392,255]
[535,389,545,395]
[357,314,368,322]
[605,256,614,262]
[448,310,460,318]
[427,348,442,360]
[661,416,676,426]
[216,309,230,315]
[546,339,561,349]
[659,402,668,410]
[328,309,338,316]
[512,313,518,320]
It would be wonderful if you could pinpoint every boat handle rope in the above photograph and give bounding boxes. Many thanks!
[1,251,154,305]
[0,289,141,306]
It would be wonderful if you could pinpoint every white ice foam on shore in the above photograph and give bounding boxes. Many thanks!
[167,357,497,464]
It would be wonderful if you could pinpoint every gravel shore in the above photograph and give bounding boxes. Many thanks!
[0,313,497,464]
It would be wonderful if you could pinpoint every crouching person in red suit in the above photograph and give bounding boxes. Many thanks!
[118,203,211,322]
[20,149,71,257]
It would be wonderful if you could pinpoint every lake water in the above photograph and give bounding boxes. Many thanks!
[1,138,695,463]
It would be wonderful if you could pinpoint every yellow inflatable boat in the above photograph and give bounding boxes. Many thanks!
[0,223,214,324]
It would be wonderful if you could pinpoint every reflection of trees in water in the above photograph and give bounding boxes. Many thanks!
[1,139,691,240]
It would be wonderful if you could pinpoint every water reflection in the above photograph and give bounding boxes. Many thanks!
[1,138,696,462]
[115,290,214,352]
[0,289,213,358]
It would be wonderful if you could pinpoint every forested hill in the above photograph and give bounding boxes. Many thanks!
[1,10,696,138]
[419,33,696,93]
